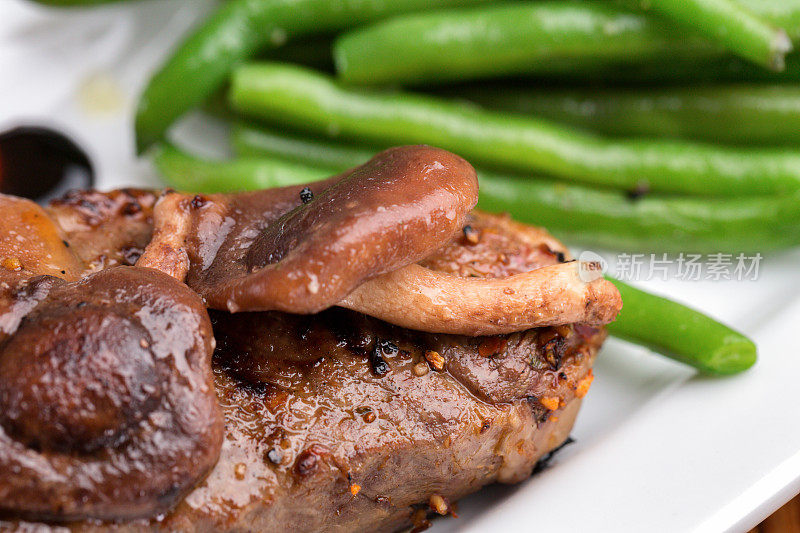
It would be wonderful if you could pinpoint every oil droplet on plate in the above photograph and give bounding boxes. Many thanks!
[77,72,126,116]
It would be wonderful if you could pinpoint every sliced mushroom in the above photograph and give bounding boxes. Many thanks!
[0,266,223,521]
[339,261,621,336]
[0,194,82,280]
[139,145,479,313]
[342,211,621,335]
[136,190,194,280]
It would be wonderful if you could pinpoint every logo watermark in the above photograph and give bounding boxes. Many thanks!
[577,250,607,282]
[576,252,762,282]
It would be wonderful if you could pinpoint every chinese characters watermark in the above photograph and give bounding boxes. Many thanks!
[577,251,763,282]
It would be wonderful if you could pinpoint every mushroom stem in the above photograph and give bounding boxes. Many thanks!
[339,262,622,336]
[137,191,193,281]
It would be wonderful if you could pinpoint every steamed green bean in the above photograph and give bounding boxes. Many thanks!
[608,279,757,375]
[134,0,493,152]
[334,0,800,86]
[451,84,800,146]
[229,63,800,197]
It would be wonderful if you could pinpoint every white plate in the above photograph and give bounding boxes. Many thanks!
[1,2,799,531]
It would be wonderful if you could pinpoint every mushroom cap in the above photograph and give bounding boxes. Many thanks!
[0,267,223,521]
[140,145,479,314]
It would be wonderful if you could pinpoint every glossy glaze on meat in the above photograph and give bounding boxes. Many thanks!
[39,311,602,532]
[173,310,603,533]
[0,189,221,524]
[46,188,157,273]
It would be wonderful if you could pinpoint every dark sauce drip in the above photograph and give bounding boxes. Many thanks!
[0,126,94,203]
[532,436,575,475]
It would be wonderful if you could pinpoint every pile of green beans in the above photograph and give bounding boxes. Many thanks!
[229,62,800,197]
[42,0,787,373]
[134,0,494,151]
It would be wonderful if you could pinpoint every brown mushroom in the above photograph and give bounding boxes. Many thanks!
[139,145,479,313]
[339,261,621,336]
[368,211,622,334]
[135,146,620,333]
[0,194,82,280]
[0,266,223,521]
[135,190,194,280]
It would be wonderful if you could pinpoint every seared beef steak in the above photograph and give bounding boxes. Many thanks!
[137,211,604,532]
[0,146,621,531]
[158,310,603,532]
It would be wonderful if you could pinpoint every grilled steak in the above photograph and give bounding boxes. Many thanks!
[175,308,603,533]
[43,211,603,532]
[143,310,600,532]
[0,146,620,532]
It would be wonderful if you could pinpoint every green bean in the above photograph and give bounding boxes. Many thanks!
[333,0,800,86]
[334,2,712,86]
[450,84,800,146]
[232,121,376,168]
[153,143,333,194]
[229,63,800,197]
[476,173,800,253]
[639,0,791,70]
[134,0,493,153]
[231,122,800,252]
[607,279,757,374]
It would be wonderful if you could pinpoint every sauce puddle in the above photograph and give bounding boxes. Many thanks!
[0,126,94,203]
